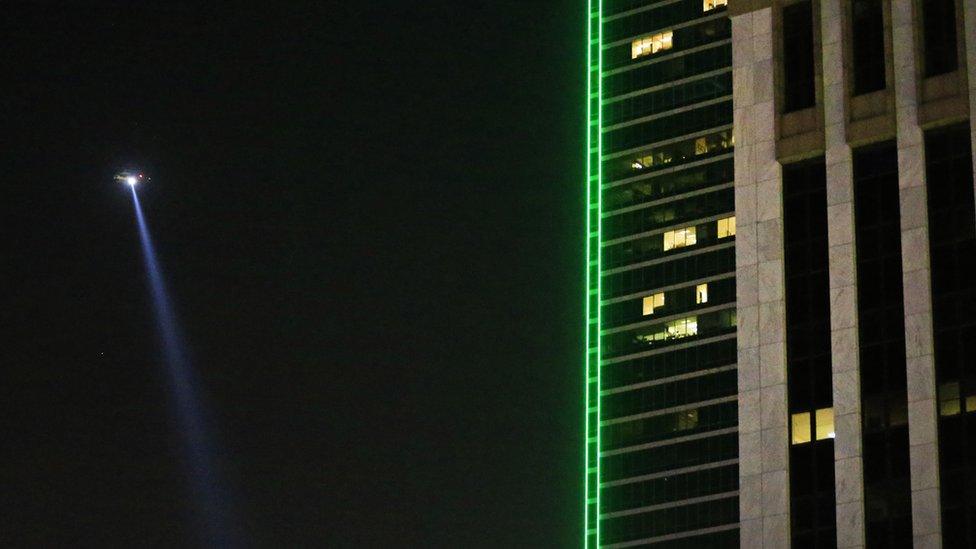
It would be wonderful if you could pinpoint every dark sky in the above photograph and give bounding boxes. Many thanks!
[4,2,583,547]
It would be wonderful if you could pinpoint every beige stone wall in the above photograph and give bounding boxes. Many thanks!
[891,0,943,546]
[733,7,790,548]
[820,0,866,546]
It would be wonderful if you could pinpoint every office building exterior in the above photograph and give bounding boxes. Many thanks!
[585,0,976,547]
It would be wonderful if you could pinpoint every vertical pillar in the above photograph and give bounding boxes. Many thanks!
[820,0,866,547]
[733,7,789,548]
[891,0,942,546]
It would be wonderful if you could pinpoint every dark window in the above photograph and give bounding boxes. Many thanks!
[783,157,837,547]
[782,1,816,112]
[922,0,958,76]
[852,142,912,547]
[925,123,976,546]
[851,0,886,94]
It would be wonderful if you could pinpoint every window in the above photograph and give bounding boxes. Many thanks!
[676,409,699,430]
[642,292,665,315]
[717,216,736,238]
[940,381,961,416]
[922,0,958,77]
[632,150,673,170]
[631,31,673,59]
[792,412,812,444]
[636,316,699,344]
[663,226,697,251]
[851,0,886,94]
[628,130,733,173]
[696,283,709,304]
[815,408,835,440]
[703,0,727,11]
[791,408,834,444]
[667,317,698,338]
[782,1,816,112]
[695,137,709,155]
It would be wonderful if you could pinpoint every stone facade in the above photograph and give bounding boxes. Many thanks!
[890,0,942,546]
[732,7,790,548]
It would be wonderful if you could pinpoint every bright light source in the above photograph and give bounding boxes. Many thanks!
[126,176,138,186]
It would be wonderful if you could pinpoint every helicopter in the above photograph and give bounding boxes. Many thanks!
[114,172,148,186]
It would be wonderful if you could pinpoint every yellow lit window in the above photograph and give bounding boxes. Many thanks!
[967,395,976,413]
[631,31,673,59]
[636,316,698,344]
[940,382,961,416]
[717,216,736,238]
[815,408,835,440]
[632,149,674,171]
[696,283,708,304]
[704,0,728,11]
[663,226,697,251]
[666,316,698,339]
[676,409,698,431]
[791,412,811,445]
[695,137,709,155]
[642,292,665,316]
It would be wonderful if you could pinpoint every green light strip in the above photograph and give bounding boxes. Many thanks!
[584,0,602,547]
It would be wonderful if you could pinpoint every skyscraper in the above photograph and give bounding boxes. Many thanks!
[586,1,739,546]
[586,0,976,547]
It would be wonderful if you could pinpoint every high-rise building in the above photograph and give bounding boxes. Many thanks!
[586,1,739,546]
[585,0,976,547]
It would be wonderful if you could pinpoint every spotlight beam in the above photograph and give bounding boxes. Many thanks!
[127,181,240,547]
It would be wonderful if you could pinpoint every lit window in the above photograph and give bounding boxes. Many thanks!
[666,316,698,339]
[663,226,697,251]
[815,408,835,440]
[967,395,976,413]
[704,0,728,11]
[695,137,709,155]
[642,292,665,315]
[696,283,708,304]
[676,409,698,431]
[632,150,673,171]
[791,412,811,445]
[940,382,961,416]
[717,216,736,238]
[631,31,673,59]
[636,316,698,344]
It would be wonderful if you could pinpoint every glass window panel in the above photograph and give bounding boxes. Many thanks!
[704,0,728,12]
[663,230,676,251]
[642,292,665,315]
[792,412,812,444]
[717,216,736,238]
[696,283,708,304]
[815,407,835,440]
[966,395,976,413]
[939,381,961,416]
[631,31,673,59]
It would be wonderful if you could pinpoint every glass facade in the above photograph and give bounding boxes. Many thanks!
[587,1,737,546]
[921,0,959,77]
[781,0,816,112]
[924,123,976,546]
[850,0,886,95]
[852,142,912,546]
[782,158,837,548]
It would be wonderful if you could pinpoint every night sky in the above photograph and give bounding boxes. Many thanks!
[5,2,583,546]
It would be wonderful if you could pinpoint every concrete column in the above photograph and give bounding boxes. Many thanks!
[891,0,942,546]
[732,7,790,548]
[820,0,866,547]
